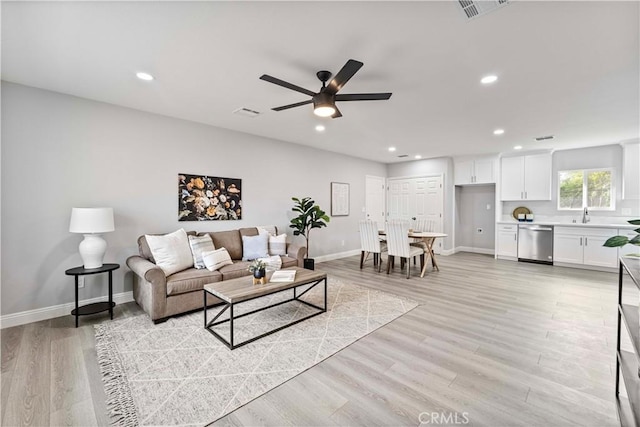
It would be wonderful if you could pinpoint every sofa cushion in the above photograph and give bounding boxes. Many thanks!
[138,230,196,262]
[208,230,242,260]
[188,234,215,269]
[280,256,298,269]
[218,261,253,280]
[145,229,194,276]
[166,268,222,296]
[242,233,269,261]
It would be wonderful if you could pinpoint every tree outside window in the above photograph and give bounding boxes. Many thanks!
[558,169,614,210]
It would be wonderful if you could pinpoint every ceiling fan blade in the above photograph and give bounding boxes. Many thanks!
[331,106,342,119]
[272,99,313,111]
[324,59,363,95]
[335,93,393,101]
[260,74,316,97]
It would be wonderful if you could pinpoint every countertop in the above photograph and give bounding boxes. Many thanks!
[496,220,637,230]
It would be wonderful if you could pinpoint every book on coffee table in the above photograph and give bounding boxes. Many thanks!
[269,270,296,283]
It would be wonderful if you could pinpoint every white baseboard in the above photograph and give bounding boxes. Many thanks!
[440,248,455,256]
[315,249,361,263]
[553,262,617,273]
[455,246,495,256]
[0,291,134,329]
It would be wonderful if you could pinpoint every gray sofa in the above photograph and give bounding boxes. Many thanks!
[126,226,304,323]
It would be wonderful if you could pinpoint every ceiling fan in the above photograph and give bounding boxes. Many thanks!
[259,59,392,119]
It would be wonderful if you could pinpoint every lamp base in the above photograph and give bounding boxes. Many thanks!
[79,234,107,269]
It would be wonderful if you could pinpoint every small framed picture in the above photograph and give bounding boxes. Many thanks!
[331,182,349,216]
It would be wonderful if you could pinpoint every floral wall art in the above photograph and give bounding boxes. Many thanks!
[178,174,242,221]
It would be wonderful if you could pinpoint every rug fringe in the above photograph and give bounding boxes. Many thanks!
[95,324,139,427]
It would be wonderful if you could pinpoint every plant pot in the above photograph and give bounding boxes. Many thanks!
[253,268,266,279]
[303,258,315,270]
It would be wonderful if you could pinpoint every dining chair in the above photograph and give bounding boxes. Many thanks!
[386,220,425,279]
[414,218,436,232]
[358,220,386,272]
[411,218,435,253]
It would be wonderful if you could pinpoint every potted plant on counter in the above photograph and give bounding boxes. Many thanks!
[290,197,330,270]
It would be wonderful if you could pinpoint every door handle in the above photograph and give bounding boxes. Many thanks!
[514,234,517,241]
[585,237,588,246]
[524,191,527,199]
[580,237,583,246]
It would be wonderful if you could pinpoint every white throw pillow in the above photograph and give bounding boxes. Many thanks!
[268,233,287,256]
[145,229,194,276]
[202,248,233,271]
[258,255,282,271]
[242,233,270,261]
[257,225,277,237]
[188,234,215,269]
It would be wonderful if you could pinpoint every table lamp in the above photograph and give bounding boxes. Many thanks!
[69,207,115,269]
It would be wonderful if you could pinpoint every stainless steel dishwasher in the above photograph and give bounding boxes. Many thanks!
[518,224,554,265]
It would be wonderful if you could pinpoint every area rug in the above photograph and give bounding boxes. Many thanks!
[95,278,418,426]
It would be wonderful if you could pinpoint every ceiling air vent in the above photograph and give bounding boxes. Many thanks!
[535,135,554,141]
[397,154,409,158]
[233,107,261,118]
[458,0,510,21]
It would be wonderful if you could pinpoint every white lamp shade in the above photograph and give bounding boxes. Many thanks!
[69,208,115,233]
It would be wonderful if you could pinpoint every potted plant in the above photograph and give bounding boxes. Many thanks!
[290,197,330,270]
[247,259,267,279]
[603,219,640,255]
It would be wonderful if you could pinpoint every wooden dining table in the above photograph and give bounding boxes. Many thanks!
[379,230,448,278]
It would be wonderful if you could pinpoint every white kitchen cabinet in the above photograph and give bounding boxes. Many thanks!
[554,232,584,264]
[455,158,495,185]
[554,226,618,268]
[497,224,518,259]
[500,153,552,201]
[622,142,640,200]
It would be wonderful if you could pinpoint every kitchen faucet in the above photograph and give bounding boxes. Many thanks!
[582,207,590,223]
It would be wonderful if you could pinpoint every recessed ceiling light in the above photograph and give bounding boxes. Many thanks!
[514,145,523,150]
[315,125,325,132]
[415,155,422,159]
[388,147,396,152]
[481,75,498,84]
[493,129,505,135]
[136,72,154,81]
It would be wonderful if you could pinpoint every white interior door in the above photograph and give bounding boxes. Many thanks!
[415,176,444,252]
[388,175,444,252]
[387,178,414,221]
[365,175,386,227]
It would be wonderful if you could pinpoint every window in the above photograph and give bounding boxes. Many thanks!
[558,168,614,210]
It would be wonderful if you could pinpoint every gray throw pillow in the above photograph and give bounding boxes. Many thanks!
[242,233,269,261]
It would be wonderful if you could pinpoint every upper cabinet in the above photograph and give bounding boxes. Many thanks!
[622,142,639,200]
[454,157,495,185]
[500,153,552,201]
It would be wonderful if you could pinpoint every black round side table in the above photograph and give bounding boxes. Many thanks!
[65,263,120,327]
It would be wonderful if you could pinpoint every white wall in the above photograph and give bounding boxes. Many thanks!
[0,82,386,316]
[386,157,454,251]
[502,144,640,220]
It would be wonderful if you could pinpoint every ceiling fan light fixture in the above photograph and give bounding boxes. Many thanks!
[313,92,336,117]
[314,105,336,117]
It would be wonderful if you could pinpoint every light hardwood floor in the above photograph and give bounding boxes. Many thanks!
[1,253,628,426]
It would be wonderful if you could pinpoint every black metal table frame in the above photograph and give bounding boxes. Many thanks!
[204,277,327,350]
